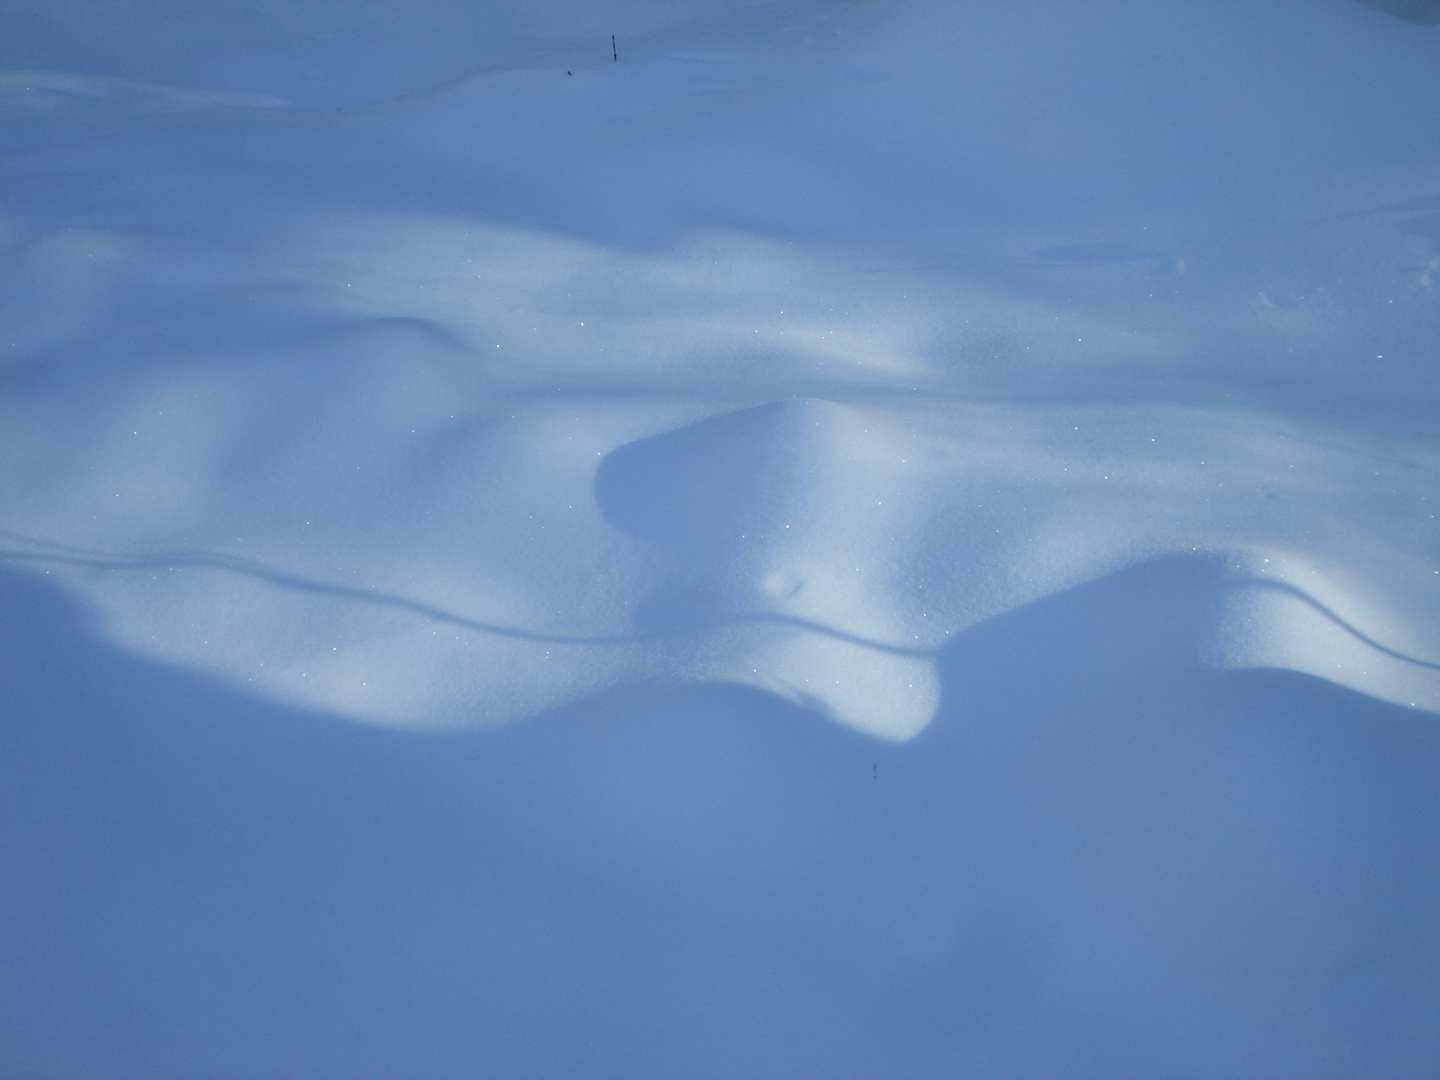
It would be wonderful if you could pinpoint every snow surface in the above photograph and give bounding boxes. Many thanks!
[2,1,1439,1075]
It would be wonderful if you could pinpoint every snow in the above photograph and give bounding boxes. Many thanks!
[2,1,1439,1076]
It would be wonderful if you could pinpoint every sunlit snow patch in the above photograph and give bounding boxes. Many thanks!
[2,219,1438,737]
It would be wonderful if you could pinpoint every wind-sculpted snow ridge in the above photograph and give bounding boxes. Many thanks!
[1,4,1437,731]
[3,218,1438,738]
[2,0,1440,1075]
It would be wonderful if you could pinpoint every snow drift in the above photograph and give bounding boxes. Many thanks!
[2,1,1439,1076]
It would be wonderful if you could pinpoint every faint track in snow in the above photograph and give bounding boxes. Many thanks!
[0,530,933,658]
[4,530,1437,675]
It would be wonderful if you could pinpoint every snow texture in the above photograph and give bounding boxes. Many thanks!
[2,2,1439,1076]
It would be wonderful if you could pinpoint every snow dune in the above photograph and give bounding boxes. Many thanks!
[2,1,1439,1076]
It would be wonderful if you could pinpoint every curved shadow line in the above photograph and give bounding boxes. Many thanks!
[4,532,1437,673]
[1233,576,1440,674]
[1,543,641,647]
[0,533,934,658]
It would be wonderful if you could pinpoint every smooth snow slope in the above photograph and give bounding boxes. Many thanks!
[2,1,1439,1076]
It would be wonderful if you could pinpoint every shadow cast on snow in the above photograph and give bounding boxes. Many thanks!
[2,555,1439,1077]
